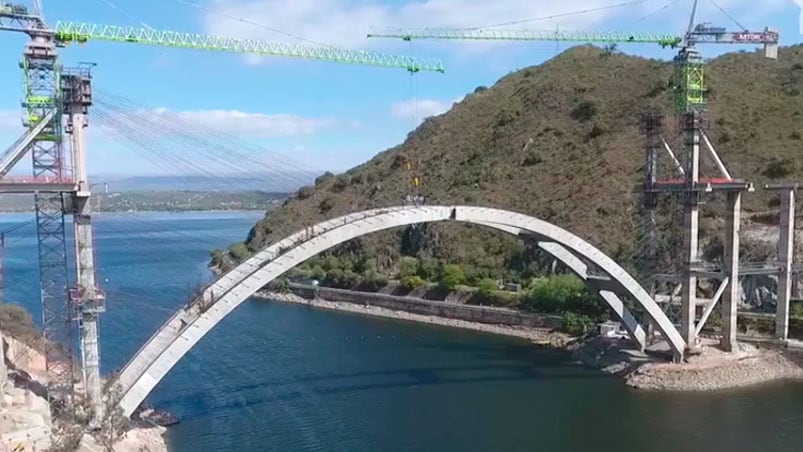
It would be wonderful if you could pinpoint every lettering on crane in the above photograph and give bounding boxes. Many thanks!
[732,31,772,43]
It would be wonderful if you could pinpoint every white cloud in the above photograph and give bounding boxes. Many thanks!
[391,98,454,120]
[201,0,790,55]
[0,107,341,140]
[0,107,338,141]
[0,110,24,134]
[147,107,338,138]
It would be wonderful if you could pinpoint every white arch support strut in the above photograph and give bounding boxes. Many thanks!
[114,206,685,417]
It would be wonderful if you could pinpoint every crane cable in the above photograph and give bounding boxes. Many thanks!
[404,70,423,207]
[94,0,153,29]
[472,0,658,29]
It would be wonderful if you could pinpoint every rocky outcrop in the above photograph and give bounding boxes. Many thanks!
[1,329,170,452]
[0,329,6,391]
[1,383,52,451]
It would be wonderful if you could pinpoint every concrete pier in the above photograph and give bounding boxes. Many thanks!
[721,191,741,351]
[769,185,797,340]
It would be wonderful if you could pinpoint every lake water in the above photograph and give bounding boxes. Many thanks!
[2,211,803,451]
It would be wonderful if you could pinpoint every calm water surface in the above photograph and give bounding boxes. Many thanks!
[2,211,803,452]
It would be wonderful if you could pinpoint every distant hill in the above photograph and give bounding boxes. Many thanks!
[218,44,803,278]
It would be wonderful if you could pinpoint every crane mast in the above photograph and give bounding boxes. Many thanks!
[0,1,444,429]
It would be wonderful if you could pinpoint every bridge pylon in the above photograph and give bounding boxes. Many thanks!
[64,65,106,423]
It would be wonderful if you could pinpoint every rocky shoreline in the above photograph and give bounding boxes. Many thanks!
[257,291,572,347]
[258,290,803,392]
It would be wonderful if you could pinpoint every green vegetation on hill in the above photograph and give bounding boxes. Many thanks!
[261,255,608,335]
[215,45,803,312]
[0,302,39,342]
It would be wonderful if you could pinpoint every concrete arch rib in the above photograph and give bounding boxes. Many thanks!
[115,207,412,393]
[117,206,685,417]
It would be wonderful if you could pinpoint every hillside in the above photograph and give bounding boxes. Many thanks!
[218,44,803,280]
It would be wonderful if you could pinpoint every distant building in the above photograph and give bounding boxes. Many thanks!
[598,321,625,337]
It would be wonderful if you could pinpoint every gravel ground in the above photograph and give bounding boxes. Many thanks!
[626,341,803,391]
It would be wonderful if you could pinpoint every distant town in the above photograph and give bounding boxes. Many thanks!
[0,190,289,213]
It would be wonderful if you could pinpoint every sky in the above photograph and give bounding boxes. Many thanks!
[0,0,800,177]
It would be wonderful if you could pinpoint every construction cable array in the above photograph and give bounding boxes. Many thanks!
[92,89,321,193]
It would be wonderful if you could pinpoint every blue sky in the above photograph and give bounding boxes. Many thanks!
[0,0,800,176]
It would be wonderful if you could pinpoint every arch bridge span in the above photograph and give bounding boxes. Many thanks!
[113,206,686,417]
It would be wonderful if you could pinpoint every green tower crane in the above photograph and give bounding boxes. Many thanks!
[0,2,444,428]
[367,3,776,114]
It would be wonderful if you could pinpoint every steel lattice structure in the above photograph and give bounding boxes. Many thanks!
[54,21,445,73]
[20,22,77,408]
[368,27,683,48]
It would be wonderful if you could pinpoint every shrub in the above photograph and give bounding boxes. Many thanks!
[762,158,793,179]
[418,257,441,280]
[318,197,335,214]
[210,249,224,265]
[315,171,335,185]
[562,312,593,336]
[362,268,389,291]
[524,274,585,313]
[310,264,326,281]
[322,255,342,272]
[0,303,38,341]
[439,264,466,290]
[400,275,426,290]
[271,278,290,293]
[571,100,597,122]
[228,242,251,261]
[398,256,419,279]
[791,302,803,319]
[296,186,314,199]
[477,278,499,297]
[325,268,360,289]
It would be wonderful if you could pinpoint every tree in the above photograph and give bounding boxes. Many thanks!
[398,256,419,279]
[439,264,466,291]
[362,268,388,291]
[418,257,441,280]
[310,264,326,281]
[95,385,130,452]
[477,278,498,297]
[525,274,585,314]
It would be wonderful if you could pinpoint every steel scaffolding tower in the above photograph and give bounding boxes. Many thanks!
[21,20,77,409]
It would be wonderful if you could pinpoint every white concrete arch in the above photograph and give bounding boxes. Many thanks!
[115,206,685,417]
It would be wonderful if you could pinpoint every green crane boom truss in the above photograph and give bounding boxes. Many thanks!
[367,25,778,113]
[54,21,445,73]
[367,28,683,48]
